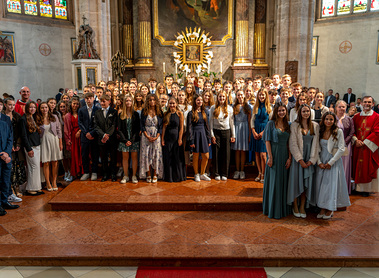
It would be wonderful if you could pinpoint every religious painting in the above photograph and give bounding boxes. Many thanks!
[86,67,97,85]
[153,0,233,46]
[0,31,16,65]
[183,43,202,63]
[311,36,318,66]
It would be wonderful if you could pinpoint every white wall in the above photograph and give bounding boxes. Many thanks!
[0,21,76,100]
[311,16,379,101]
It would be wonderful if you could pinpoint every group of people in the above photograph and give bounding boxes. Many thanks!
[0,73,378,219]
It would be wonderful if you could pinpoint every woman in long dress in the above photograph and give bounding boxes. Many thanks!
[232,90,252,180]
[139,94,163,182]
[64,98,82,179]
[288,104,319,218]
[162,97,186,182]
[315,112,351,219]
[37,102,63,191]
[335,100,355,194]
[263,103,292,219]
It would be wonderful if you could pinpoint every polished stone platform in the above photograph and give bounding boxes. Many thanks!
[49,175,264,211]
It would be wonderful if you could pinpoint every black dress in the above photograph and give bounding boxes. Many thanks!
[163,113,186,182]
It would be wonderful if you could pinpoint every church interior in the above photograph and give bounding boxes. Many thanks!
[0,0,379,277]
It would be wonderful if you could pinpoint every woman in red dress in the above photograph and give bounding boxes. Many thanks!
[64,98,82,179]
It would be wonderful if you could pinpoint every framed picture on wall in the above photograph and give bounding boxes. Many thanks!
[312,36,319,66]
[0,31,16,65]
[183,43,203,64]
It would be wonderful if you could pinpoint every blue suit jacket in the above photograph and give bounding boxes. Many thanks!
[0,114,13,157]
[78,105,100,143]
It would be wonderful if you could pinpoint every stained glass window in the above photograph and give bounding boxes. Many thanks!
[354,0,368,12]
[40,0,53,17]
[7,0,22,13]
[371,0,379,10]
[24,0,37,15]
[55,0,67,19]
[337,0,351,14]
[322,0,335,16]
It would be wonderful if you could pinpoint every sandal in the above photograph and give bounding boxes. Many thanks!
[146,176,152,183]
[255,173,262,182]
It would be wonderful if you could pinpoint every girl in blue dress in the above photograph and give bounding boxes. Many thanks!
[232,90,252,180]
[251,88,272,182]
[263,102,292,219]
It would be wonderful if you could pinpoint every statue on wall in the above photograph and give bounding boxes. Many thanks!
[73,16,100,60]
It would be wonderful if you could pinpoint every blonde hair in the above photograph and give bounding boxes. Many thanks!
[253,88,272,115]
[120,95,134,120]
[214,91,228,118]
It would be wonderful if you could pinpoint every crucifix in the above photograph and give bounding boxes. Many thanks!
[111,51,128,93]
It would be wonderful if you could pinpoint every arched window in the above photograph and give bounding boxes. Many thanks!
[321,0,379,17]
[6,0,69,20]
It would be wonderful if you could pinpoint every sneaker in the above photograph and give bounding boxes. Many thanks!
[132,176,138,184]
[64,172,68,180]
[66,175,73,182]
[239,171,245,179]
[91,173,98,181]
[233,171,240,179]
[194,174,200,182]
[146,176,152,183]
[152,176,158,183]
[215,175,221,181]
[80,173,90,181]
[221,176,227,181]
[200,174,211,181]
[117,167,123,177]
[8,194,22,203]
[120,176,129,184]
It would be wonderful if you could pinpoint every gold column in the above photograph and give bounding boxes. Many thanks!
[135,0,153,67]
[123,25,134,65]
[253,0,268,66]
[233,0,252,66]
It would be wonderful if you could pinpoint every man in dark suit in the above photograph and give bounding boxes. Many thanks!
[55,88,64,102]
[94,94,118,182]
[0,114,20,216]
[78,92,100,181]
[325,89,336,108]
[343,88,356,105]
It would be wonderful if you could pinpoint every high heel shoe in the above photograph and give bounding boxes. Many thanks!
[52,187,58,191]
[317,213,325,219]
[323,212,333,220]
[255,173,262,181]
[47,188,53,192]
[292,209,301,218]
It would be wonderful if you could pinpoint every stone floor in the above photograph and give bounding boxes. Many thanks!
[0,266,378,277]
[0,176,377,266]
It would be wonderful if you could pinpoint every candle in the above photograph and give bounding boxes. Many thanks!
[207,61,210,74]
[163,62,166,73]
[220,61,222,74]
[175,63,178,81]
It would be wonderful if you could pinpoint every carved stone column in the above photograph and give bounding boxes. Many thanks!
[233,0,252,66]
[253,0,268,67]
[135,0,153,66]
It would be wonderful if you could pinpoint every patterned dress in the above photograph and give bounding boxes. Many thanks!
[139,115,163,179]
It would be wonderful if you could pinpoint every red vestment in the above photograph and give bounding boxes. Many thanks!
[352,112,379,184]
[14,99,27,116]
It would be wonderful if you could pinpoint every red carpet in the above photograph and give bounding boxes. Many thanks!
[136,267,267,278]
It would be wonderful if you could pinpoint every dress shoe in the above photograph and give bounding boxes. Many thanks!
[0,207,6,216]
[80,173,90,181]
[2,202,19,210]
[292,209,301,218]
[361,192,370,197]
[101,176,109,182]
[317,213,325,219]
[91,173,98,181]
[323,212,334,220]
[111,175,117,182]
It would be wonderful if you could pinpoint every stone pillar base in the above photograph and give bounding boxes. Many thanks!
[231,65,269,80]
[133,66,156,83]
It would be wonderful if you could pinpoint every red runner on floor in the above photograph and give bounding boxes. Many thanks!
[136,267,267,278]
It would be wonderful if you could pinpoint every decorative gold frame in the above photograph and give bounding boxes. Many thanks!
[85,67,97,85]
[183,43,203,64]
[153,0,233,46]
[0,31,17,65]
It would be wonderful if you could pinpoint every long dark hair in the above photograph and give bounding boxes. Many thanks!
[319,111,338,141]
[143,93,162,117]
[191,95,207,124]
[25,101,41,133]
[163,97,179,126]
[36,101,56,126]
[271,102,290,133]
[296,104,314,135]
